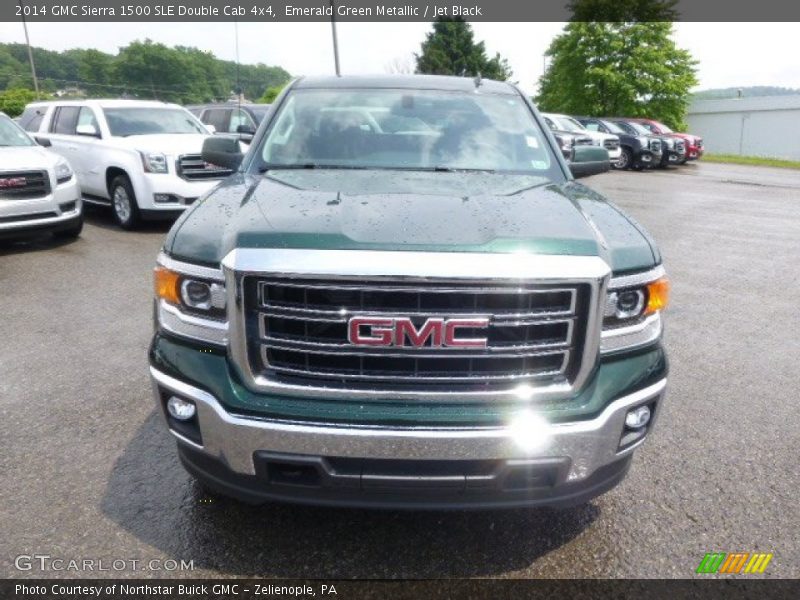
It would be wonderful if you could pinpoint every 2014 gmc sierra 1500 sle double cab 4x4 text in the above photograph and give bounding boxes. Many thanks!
[149,75,669,509]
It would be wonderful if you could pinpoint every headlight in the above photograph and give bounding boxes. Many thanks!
[637,136,649,145]
[140,151,169,173]
[601,268,670,354]
[154,267,226,314]
[154,256,228,345]
[54,159,73,184]
[610,289,646,319]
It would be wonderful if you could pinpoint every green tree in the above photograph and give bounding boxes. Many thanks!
[258,83,286,103]
[0,88,37,116]
[73,49,115,95]
[537,1,697,129]
[415,18,512,81]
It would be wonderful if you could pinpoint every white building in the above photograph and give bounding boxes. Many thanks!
[686,95,800,160]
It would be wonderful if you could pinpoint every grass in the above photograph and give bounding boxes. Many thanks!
[703,153,800,170]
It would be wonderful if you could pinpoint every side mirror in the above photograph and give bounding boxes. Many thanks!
[205,124,217,134]
[569,145,611,179]
[201,135,244,171]
[236,124,256,136]
[35,136,52,147]
[76,123,100,138]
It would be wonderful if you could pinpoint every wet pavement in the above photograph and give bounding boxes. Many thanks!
[1,162,798,578]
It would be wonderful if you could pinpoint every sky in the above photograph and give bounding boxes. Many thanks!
[1,21,800,95]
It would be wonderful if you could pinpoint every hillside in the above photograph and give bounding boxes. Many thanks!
[693,86,800,100]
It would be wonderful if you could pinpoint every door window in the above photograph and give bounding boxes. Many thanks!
[229,108,256,133]
[201,108,231,132]
[50,106,80,134]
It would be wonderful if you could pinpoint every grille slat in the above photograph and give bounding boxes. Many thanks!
[176,154,233,181]
[245,277,587,391]
[0,170,50,200]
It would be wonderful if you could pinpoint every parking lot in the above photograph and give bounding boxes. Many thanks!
[1,161,798,578]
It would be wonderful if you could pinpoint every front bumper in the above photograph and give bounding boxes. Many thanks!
[133,173,222,212]
[633,148,661,167]
[0,178,82,238]
[150,365,666,508]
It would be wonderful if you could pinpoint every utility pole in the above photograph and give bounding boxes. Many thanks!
[18,0,40,98]
[330,0,341,76]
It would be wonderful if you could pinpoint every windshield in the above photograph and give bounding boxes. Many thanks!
[600,120,626,135]
[653,121,672,133]
[0,116,35,147]
[257,89,558,176]
[103,107,207,137]
[554,116,585,133]
[625,121,653,136]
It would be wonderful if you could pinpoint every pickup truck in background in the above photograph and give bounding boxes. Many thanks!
[150,75,669,509]
[187,103,272,145]
[542,112,622,167]
[575,116,663,170]
[540,114,595,161]
[18,99,232,229]
[627,118,703,162]
[606,118,686,168]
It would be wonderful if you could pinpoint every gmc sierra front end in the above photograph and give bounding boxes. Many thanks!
[149,75,669,509]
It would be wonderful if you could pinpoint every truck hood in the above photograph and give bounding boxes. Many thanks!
[0,145,64,171]
[579,130,618,144]
[166,169,658,274]
[105,133,210,156]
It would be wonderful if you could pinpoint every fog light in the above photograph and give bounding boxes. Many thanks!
[625,405,651,429]
[167,396,196,421]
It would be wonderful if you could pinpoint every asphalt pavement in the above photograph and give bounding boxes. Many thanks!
[1,162,798,578]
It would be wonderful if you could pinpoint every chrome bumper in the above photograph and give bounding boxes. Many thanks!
[150,367,666,484]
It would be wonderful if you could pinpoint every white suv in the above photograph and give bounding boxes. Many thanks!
[19,99,232,229]
[542,113,622,165]
[0,112,82,240]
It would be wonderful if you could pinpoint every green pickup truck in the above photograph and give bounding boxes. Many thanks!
[149,75,669,509]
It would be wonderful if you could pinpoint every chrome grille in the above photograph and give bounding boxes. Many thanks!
[649,139,662,152]
[244,277,589,390]
[0,170,50,200]
[603,139,620,150]
[176,154,233,181]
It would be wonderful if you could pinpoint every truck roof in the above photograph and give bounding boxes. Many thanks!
[23,99,185,110]
[293,74,518,96]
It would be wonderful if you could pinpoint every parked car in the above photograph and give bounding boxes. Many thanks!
[606,118,686,168]
[149,75,668,509]
[0,111,82,240]
[540,114,595,161]
[187,103,271,144]
[627,118,703,161]
[542,112,622,166]
[18,99,232,229]
[575,116,662,170]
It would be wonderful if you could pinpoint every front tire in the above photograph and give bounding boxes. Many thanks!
[110,175,140,230]
[616,147,633,170]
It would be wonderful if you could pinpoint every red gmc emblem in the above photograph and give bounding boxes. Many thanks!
[0,177,26,189]
[348,316,489,348]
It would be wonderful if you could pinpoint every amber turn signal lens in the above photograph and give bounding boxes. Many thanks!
[154,266,181,305]
[645,277,670,314]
